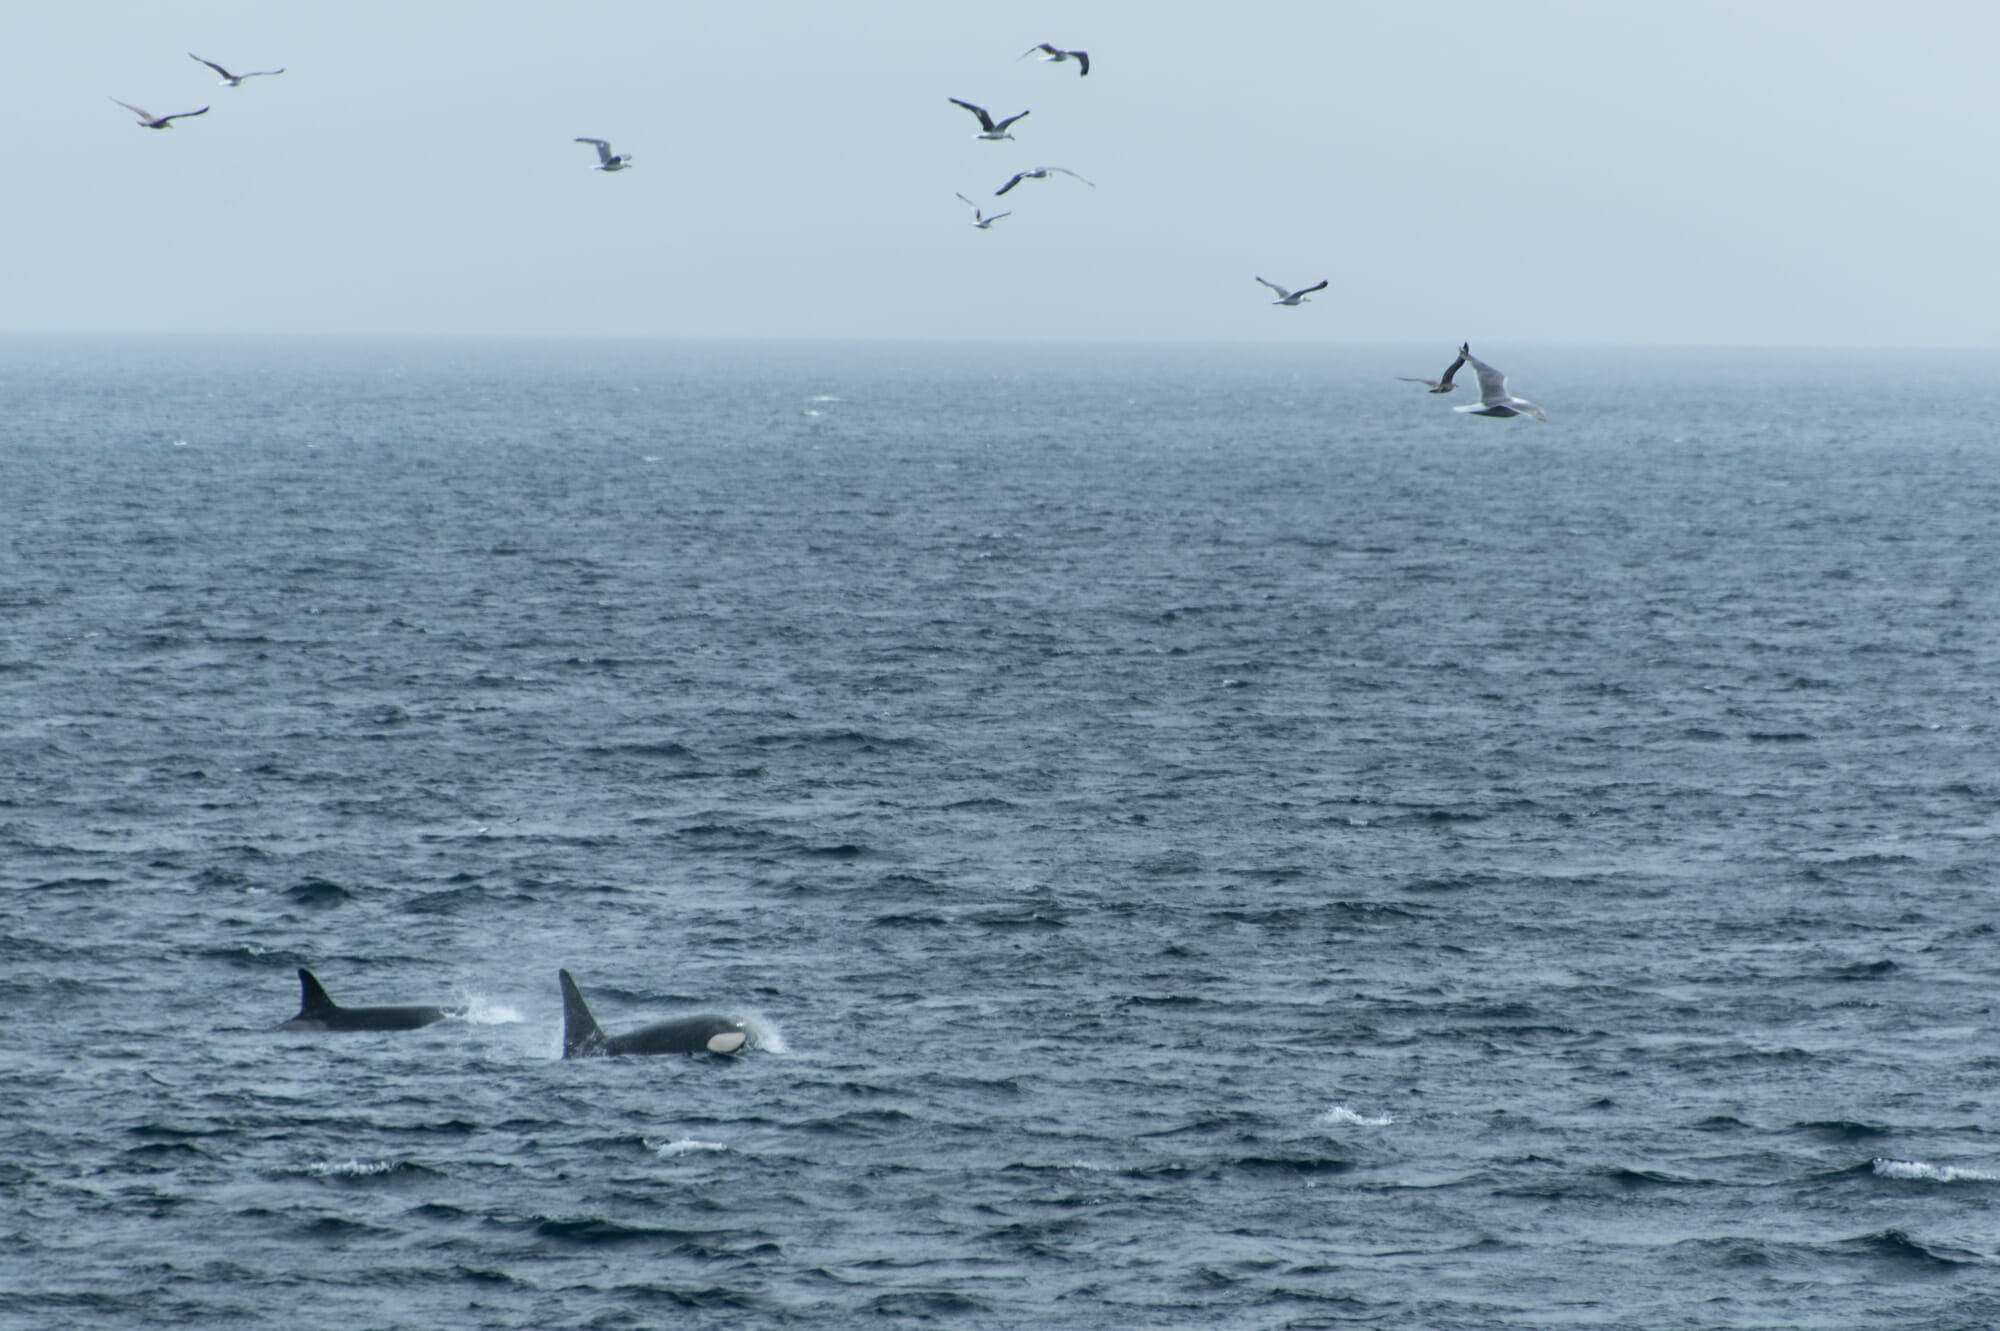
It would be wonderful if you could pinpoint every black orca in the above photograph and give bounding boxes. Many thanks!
[559,968,750,1058]
[279,967,457,1031]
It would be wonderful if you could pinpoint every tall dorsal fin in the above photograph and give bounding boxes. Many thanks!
[296,968,340,1020]
[558,969,607,1058]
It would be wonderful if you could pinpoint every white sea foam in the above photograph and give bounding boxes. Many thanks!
[650,1138,728,1158]
[1319,1104,1394,1127]
[305,1158,396,1177]
[457,994,523,1025]
[743,1014,788,1053]
[1872,1158,1999,1183]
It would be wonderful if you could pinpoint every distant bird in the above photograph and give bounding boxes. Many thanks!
[188,53,284,86]
[1454,343,1547,420]
[1399,348,1466,393]
[1021,42,1090,76]
[949,98,1030,141]
[995,166,1094,196]
[111,98,210,129]
[1256,276,1328,306]
[574,137,634,171]
[956,193,1011,229]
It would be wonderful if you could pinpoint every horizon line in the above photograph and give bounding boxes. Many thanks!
[2,330,1997,353]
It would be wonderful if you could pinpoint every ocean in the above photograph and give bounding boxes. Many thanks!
[2,336,1996,1329]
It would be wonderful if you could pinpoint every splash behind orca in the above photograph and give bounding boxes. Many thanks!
[559,968,750,1057]
[280,968,457,1031]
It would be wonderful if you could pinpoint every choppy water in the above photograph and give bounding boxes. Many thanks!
[3,337,1998,1329]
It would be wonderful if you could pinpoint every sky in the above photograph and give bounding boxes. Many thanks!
[7,1,2000,346]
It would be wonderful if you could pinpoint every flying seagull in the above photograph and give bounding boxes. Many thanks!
[949,98,1030,141]
[1256,276,1328,306]
[111,98,210,129]
[1398,348,1467,393]
[1454,343,1547,420]
[1021,43,1090,76]
[995,166,1094,196]
[956,193,1011,229]
[574,137,634,171]
[188,53,284,86]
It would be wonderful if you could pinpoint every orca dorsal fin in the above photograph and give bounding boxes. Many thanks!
[558,969,607,1058]
[297,968,340,1020]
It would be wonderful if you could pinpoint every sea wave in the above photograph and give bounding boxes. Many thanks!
[1871,1157,2000,1183]
[649,1137,729,1158]
[1319,1104,1394,1127]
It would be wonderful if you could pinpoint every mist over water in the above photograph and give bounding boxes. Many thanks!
[3,338,1998,1328]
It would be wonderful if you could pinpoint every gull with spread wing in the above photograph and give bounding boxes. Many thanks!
[995,166,1093,196]
[111,98,209,129]
[1454,344,1547,420]
[574,138,634,171]
[1256,276,1328,306]
[188,53,284,86]
[949,98,1030,141]
[1020,43,1090,76]
[1398,348,1466,393]
[956,194,1011,229]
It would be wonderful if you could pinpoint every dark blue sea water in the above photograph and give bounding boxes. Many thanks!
[3,336,1998,1329]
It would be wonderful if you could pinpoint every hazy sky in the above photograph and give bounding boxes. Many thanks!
[9,2,1999,345]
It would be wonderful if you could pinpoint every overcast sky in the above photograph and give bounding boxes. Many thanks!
[8,1,1999,346]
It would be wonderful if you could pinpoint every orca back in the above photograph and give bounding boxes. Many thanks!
[607,1016,750,1056]
[285,968,450,1031]
[560,969,749,1057]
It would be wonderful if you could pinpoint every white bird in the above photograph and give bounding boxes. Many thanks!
[111,98,209,129]
[188,53,284,86]
[949,98,1030,141]
[1454,343,1547,420]
[1398,349,1466,393]
[575,138,634,171]
[956,193,1011,229]
[1021,43,1090,76]
[995,166,1093,196]
[1256,277,1328,306]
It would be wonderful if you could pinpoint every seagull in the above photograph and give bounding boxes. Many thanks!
[995,166,1093,196]
[574,137,634,171]
[1256,277,1328,306]
[949,98,1030,141]
[1021,43,1090,76]
[188,53,284,86]
[111,98,210,129]
[1454,343,1547,420]
[1398,348,1467,393]
[956,193,1011,229]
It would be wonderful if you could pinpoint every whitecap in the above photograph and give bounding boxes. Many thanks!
[1319,1104,1394,1127]
[458,995,523,1025]
[650,1138,728,1158]
[1872,1158,1999,1183]
[305,1158,396,1177]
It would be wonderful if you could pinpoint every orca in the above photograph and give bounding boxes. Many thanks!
[279,967,457,1031]
[559,968,750,1058]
